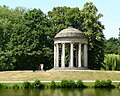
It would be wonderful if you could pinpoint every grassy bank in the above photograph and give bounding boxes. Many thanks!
[0,79,120,89]
[1,70,120,81]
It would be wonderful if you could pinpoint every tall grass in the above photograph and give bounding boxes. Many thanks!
[103,54,120,70]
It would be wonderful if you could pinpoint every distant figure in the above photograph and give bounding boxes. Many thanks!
[39,64,44,71]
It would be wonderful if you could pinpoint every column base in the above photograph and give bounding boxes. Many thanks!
[51,67,88,70]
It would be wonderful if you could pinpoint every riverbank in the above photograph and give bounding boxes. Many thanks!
[0,70,120,81]
[0,79,119,89]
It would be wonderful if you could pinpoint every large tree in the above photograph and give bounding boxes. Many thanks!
[0,6,25,70]
[48,2,105,69]
[7,9,53,70]
[0,7,53,70]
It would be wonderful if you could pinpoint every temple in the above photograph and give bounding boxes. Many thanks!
[53,27,88,70]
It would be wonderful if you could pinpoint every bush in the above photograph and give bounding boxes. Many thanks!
[76,80,86,88]
[23,81,31,88]
[0,83,4,89]
[94,80,115,88]
[117,82,120,87]
[32,80,44,88]
[13,84,19,89]
[94,80,101,88]
[60,80,76,88]
[49,81,57,88]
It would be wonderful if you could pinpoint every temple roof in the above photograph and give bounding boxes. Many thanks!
[54,27,86,39]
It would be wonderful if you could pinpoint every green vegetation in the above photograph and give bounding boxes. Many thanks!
[49,80,57,88]
[48,2,105,70]
[76,80,86,88]
[22,81,31,88]
[94,80,115,88]
[106,37,120,54]
[32,79,44,88]
[103,54,120,70]
[0,2,119,71]
[0,2,105,70]
[0,79,120,89]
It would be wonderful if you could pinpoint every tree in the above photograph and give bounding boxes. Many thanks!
[48,2,105,69]
[0,6,25,70]
[106,37,119,54]
[7,9,53,70]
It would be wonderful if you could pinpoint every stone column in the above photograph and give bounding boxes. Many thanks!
[78,43,81,67]
[56,43,59,67]
[61,43,65,67]
[84,44,88,67]
[75,46,78,67]
[70,43,74,67]
[54,44,56,68]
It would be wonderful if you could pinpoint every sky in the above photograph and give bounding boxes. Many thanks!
[0,0,120,39]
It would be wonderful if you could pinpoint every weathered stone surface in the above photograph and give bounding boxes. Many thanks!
[53,27,88,70]
[55,27,85,39]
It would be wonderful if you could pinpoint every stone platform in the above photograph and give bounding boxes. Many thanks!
[51,67,88,70]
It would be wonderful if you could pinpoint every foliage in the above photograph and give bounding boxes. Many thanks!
[105,37,120,54]
[0,83,4,89]
[48,2,105,70]
[117,82,120,87]
[0,2,106,70]
[94,80,115,88]
[49,80,57,88]
[102,54,120,70]
[0,6,25,70]
[13,84,20,89]
[32,79,44,88]
[76,80,86,88]
[0,6,53,70]
[23,81,31,88]
[60,80,76,88]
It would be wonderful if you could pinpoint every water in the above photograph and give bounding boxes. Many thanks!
[0,88,120,96]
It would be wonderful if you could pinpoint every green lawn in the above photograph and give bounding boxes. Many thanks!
[0,70,120,81]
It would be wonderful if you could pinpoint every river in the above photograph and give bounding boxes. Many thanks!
[0,88,120,96]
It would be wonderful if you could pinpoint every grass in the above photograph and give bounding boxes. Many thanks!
[0,70,120,81]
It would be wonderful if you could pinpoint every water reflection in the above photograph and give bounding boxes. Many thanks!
[0,88,120,96]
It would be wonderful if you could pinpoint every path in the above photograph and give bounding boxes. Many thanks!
[0,80,120,83]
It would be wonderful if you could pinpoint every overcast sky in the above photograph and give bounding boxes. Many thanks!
[0,0,120,39]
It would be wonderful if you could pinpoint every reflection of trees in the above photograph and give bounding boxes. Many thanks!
[1,88,120,96]
[60,88,84,96]
[95,88,112,96]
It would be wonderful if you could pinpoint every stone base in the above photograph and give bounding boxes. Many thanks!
[51,67,88,70]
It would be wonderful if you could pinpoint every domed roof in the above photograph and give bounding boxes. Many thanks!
[54,27,86,39]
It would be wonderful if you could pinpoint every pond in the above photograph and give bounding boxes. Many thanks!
[0,88,120,96]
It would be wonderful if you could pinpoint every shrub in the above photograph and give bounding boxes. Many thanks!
[13,84,19,89]
[23,81,31,88]
[49,81,57,88]
[68,80,76,88]
[0,83,4,89]
[32,79,44,88]
[94,80,115,88]
[94,80,101,88]
[76,80,86,88]
[60,80,76,88]
[106,80,112,86]
[118,83,120,86]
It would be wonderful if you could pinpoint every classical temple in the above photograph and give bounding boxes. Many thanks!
[53,27,88,70]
